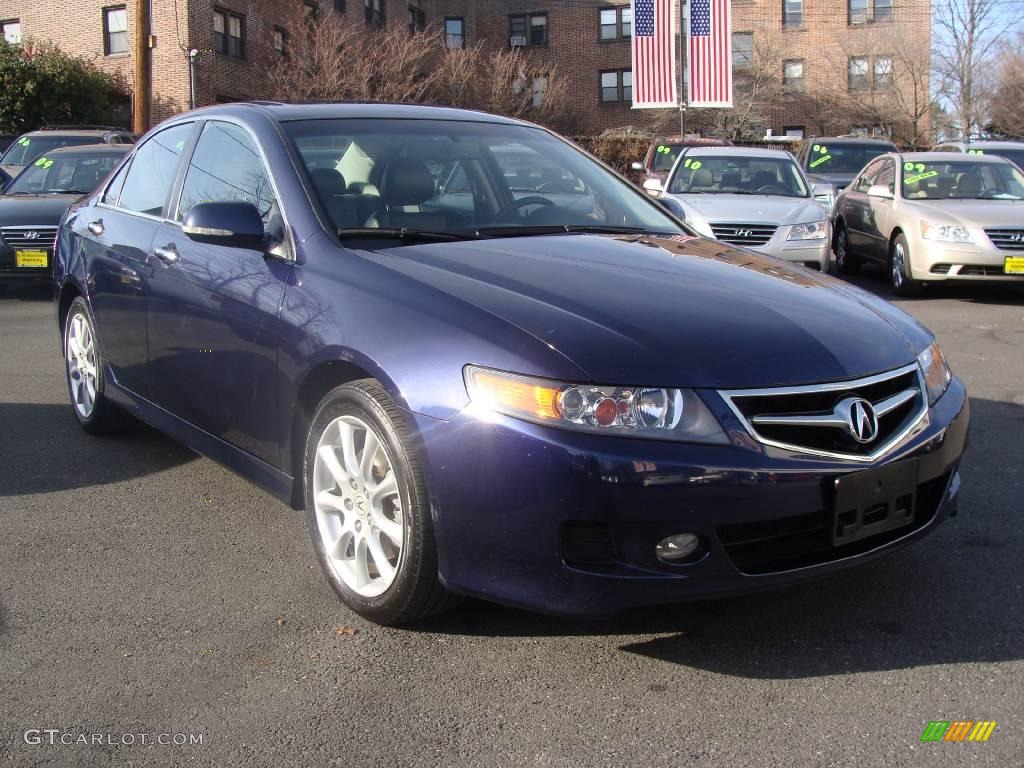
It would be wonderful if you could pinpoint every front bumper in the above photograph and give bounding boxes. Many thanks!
[910,235,1024,282]
[415,377,968,617]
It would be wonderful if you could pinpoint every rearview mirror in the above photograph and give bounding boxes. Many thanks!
[182,201,265,248]
[867,184,894,200]
[630,161,645,172]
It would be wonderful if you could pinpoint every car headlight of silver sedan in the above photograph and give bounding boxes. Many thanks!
[920,220,974,243]
[464,366,728,443]
[917,341,952,404]
[787,220,828,240]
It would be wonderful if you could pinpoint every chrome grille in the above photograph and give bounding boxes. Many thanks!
[1,226,59,251]
[719,364,927,461]
[985,228,1024,251]
[711,223,778,246]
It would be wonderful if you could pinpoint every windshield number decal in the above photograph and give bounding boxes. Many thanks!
[809,145,831,169]
[682,158,702,170]
[33,157,54,169]
[904,170,938,185]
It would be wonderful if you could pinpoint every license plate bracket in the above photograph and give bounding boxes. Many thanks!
[832,459,919,546]
[15,250,48,268]
[1005,256,1024,275]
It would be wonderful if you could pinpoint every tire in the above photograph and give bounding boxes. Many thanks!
[303,379,458,626]
[63,297,130,434]
[834,224,860,275]
[889,233,923,297]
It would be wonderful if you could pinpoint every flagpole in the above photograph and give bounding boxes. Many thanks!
[679,0,687,137]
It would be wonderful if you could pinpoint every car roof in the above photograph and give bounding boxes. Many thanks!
[967,140,1024,149]
[680,146,795,159]
[178,101,536,127]
[43,143,131,156]
[804,136,897,145]
[22,129,127,137]
[899,150,1011,163]
[652,136,731,146]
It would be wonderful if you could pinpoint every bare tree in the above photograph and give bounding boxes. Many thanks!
[935,0,1001,139]
[704,32,787,140]
[987,33,1024,138]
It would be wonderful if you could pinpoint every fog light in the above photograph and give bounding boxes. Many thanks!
[656,533,700,562]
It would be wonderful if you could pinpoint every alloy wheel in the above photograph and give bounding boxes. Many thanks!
[836,229,849,269]
[66,313,98,419]
[312,415,404,598]
[891,242,907,290]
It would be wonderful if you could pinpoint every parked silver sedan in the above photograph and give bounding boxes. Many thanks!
[833,152,1024,295]
[661,147,832,271]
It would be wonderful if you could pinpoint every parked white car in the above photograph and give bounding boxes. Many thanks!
[661,147,833,272]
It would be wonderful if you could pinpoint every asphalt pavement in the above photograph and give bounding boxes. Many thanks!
[0,271,1022,767]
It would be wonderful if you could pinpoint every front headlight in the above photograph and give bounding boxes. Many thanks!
[917,341,952,405]
[464,366,728,444]
[787,220,828,240]
[920,220,973,243]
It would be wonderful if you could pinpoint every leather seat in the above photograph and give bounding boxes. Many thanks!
[750,170,777,190]
[687,168,715,191]
[367,158,452,230]
[954,172,982,197]
[309,168,363,229]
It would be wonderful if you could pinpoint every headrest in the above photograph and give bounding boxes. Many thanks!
[954,172,981,195]
[751,170,776,189]
[310,167,347,196]
[689,168,714,188]
[720,170,741,188]
[382,159,436,207]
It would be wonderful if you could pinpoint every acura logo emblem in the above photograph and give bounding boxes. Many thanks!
[24,231,39,239]
[834,397,879,444]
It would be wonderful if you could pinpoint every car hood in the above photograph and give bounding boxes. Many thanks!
[665,194,825,225]
[806,172,858,190]
[358,234,928,388]
[0,193,77,224]
[906,198,1024,227]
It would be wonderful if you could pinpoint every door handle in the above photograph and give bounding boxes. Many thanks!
[87,219,104,236]
[153,244,179,265]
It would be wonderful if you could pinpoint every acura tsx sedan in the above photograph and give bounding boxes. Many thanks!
[54,103,968,625]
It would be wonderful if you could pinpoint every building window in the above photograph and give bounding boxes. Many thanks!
[408,6,425,33]
[783,126,805,138]
[510,14,547,47]
[848,0,868,24]
[1,19,21,45]
[874,0,893,21]
[364,0,383,27]
[782,0,803,27]
[848,56,869,91]
[304,0,319,18]
[103,7,128,56]
[783,59,804,92]
[273,26,286,54]
[445,17,464,48]
[874,56,893,88]
[214,9,244,58]
[599,6,632,40]
[600,69,631,103]
[335,0,346,10]
[732,32,753,67]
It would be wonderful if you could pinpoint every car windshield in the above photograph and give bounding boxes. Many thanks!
[652,143,685,172]
[5,151,124,195]
[970,147,1024,170]
[0,135,99,167]
[805,142,894,174]
[666,154,809,197]
[901,159,1024,200]
[283,118,685,239]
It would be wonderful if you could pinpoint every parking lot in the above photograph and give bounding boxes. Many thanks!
[1,272,1021,767]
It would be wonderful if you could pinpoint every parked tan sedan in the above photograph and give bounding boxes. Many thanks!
[833,152,1024,295]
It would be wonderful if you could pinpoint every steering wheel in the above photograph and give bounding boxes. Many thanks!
[492,196,555,223]
[756,185,786,194]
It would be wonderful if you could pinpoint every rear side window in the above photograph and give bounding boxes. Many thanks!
[176,121,277,223]
[117,124,193,216]
[102,159,131,204]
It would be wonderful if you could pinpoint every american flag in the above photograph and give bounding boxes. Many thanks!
[687,0,733,107]
[631,0,677,108]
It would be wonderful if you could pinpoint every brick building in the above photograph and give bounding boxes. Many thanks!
[0,0,929,140]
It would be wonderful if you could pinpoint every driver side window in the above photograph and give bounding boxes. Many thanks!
[855,160,883,193]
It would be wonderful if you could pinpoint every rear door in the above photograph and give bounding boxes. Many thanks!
[79,122,196,397]
[861,158,896,262]
[843,158,884,256]
[145,120,291,465]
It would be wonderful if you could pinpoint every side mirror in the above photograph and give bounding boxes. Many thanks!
[630,161,645,172]
[867,184,894,199]
[656,196,685,219]
[810,182,833,197]
[182,201,265,248]
[642,177,664,196]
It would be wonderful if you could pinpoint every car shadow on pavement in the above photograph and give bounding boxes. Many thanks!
[0,403,196,497]
[420,396,1023,679]
[841,264,1024,305]
[0,283,52,302]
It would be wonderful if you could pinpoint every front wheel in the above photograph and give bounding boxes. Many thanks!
[890,234,923,297]
[303,379,457,625]
[834,225,860,275]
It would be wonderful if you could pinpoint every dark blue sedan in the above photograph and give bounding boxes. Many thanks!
[54,103,968,625]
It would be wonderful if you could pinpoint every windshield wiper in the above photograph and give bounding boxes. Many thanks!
[46,188,89,194]
[473,224,651,238]
[336,227,475,243]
